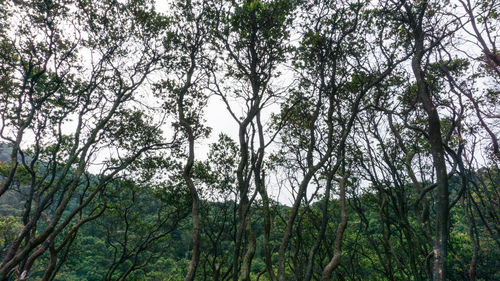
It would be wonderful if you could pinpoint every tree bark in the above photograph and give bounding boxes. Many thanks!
[410,24,450,281]
[321,173,348,281]
[179,62,201,281]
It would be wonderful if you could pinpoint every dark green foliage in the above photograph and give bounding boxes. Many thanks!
[1,0,499,280]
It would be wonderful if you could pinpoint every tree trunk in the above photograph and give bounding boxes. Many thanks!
[411,29,449,281]
[321,174,348,280]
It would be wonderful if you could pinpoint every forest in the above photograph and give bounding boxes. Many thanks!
[0,0,499,280]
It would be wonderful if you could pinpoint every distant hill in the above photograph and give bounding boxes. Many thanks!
[0,143,12,163]
[0,143,35,165]
[0,143,27,217]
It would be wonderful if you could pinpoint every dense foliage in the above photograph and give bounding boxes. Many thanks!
[0,0,499,280]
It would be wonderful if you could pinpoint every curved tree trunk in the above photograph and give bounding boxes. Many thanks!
[410,22,450,281]
[321,173,348,281]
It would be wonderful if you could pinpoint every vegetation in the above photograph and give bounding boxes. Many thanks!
[0,0,498,280]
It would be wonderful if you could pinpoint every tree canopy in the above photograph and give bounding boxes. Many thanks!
[0,0,498,280]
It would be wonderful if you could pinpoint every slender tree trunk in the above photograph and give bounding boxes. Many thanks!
[321,173,348,281]
[184,173,200,281]
[40,244,57,281]
[466,193,478,281]
[304,173,333,281]
[239,224,256,281]
[179,57,201,281]
[181,107,200,281]
[255,113,275,281]
[411,29,449,281]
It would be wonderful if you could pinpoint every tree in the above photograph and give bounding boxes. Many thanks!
[211,1,296,280]
[158,0,213,280]
[0,1,172,279]
[381,1,459,279]
[271,1,410,280]
[99,180,187,281]
[0,0,498,280]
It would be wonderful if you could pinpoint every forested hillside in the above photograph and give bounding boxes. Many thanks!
[0,0,499,280]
